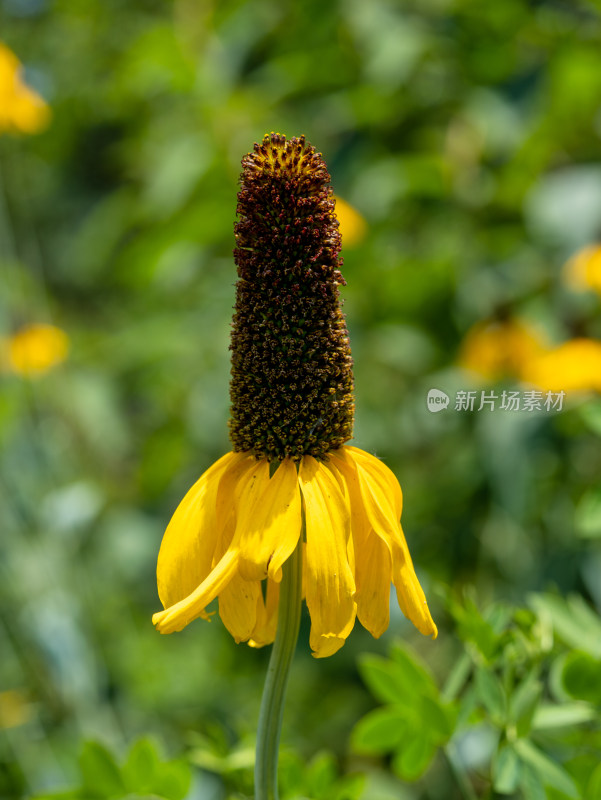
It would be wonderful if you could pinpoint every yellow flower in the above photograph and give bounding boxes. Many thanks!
[523,338,601,393]
[0,42,50,134]
[459,318,548,381]
[153,134,436,657]
[334,196,367,248]
[0,690,31,730]
[563,244,601,295]
[2,323,69,376]
[153,446,436,657]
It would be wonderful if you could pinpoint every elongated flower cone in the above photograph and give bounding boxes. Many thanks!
[153,133,437,656]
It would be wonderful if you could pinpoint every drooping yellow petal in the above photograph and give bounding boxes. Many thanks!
[344,449,398,551]
[218,572,261,643]
[387,524,436,638]
[157,451,245,609]
[344,447,437,639]
[236,458,302,582]
[215,458,269,639]
[327,448,372,540]
[328,452,391,638]
[344,446,403,518]
[153,549,239,634]
[299,456,356,655]
[309,629,348,658]
[355,530,392,638]
[249,579,280,648]
[213,455,264,562]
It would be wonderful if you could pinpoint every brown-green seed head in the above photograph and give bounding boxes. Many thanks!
[229,132,354,462]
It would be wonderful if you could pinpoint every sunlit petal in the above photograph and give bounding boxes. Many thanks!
[309,629,348,658]
[214,455,262,560]
[344,446,403,518]
[327,448,372,538]
[249,579,280,648]
[157,451,244,609]
[299,457,356,653]
[237,458,302,582]
[391,527,438,638]
[355,531,391,638]
[344,447,437,639]
[153,549,239,634]
[218,571,261,643]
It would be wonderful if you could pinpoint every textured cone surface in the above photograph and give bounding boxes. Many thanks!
[230,133,354,461]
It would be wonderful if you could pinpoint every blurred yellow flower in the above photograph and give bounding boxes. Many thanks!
[0,42,50,134]
[2,323,69,376]
[0,690,31,730]
[459,318,548,381]
[524,338,601,393]
[335,196,367,248]
[563,244,601,295]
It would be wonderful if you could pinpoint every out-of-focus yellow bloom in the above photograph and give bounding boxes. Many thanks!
[0,42,50,134]
[335,196,367,248]
[524,338,601,393]
[0,690,31,730]
[459,318,548,381]
[563,244,601,295]
[2,323,69,376]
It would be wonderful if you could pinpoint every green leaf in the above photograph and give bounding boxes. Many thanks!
[587,762,601,800]
[448,594,501,661]
[515,739,579,799]
[306,752,337,796]
[122,737,160,791]
[533,703,597,730]
[389,641,439,697]
[122,738,190,800]
[509,672,542,738]
[529,594,601,659]
[333,773,365,800]
[519,760,547,800]
[474,667,506,724]
[151,760,191,800]
[419,695,457,744]
[575,488,601,538]
[493,744,521,794]
[351,707,409,754]
[562,651,601,705]
[392,731,435,782]
[358,654,422,707]
[79,741,126,799]
[578,400,601,438]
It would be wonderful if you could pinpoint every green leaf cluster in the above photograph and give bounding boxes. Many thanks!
[189,729,364,800]
[352,591,601,799]
[32,738,191,800]
[352,642,456,781]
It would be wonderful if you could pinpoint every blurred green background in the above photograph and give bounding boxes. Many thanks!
[2,1,601,798]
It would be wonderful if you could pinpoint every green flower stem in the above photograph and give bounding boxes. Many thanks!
[255,534,303,800]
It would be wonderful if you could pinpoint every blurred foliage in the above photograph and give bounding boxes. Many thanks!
[352,592,601,800]
[2,0,601,798]
[31,738,191,800]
